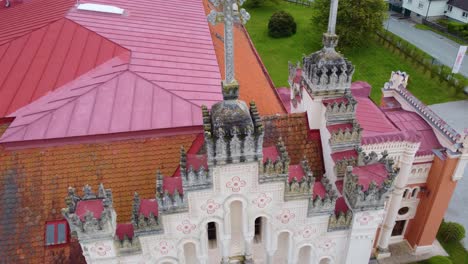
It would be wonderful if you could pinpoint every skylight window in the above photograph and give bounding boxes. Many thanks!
[77,3,124,15]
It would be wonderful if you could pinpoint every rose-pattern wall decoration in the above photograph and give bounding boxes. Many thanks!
[252,193,272,208]
[318,239,336,251]
[299,225,318,238]
[90,242,111,256]
[358,212,374,226]
[226,176,246,192]
[276,209,295,224]
[155,241,174,255]
[177,219,196,234]
[201,199,221,214]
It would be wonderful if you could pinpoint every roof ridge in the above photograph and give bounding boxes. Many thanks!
[131,71,203,110]
[0,63,130,142]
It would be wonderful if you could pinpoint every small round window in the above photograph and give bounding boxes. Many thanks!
[398,207,409,215]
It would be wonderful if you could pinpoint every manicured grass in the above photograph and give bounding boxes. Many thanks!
[245,2,467,104]
[411,239,467,264]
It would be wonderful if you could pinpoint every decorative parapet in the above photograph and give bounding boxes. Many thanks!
[284,159,314,200]
[329,122,362,152]
[324,95,357,124]
[202,101,264,166]
[131,193,162,234]
[180,147,211,192]
[335,156,357,178]
[328,211,353,231]
[62,184,116,241]
[384,71,461,145]
[288,61,304,108]
[308,177,338,216]
[115,223,141,255]
[156,170,188,214]
[301,55,355,97]
[343,152,399,211]
[259,138,291,183]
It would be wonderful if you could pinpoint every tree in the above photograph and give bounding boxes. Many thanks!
[246,0,279,8]
[437,221,466,243]
[268,11,297,38]
[311,0,387,48]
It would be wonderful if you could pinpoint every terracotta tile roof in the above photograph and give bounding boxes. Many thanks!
[67,0,223,108]
[203,0,286,115]
[0,0,74,45]
[0,18,129,117]
[0,133,197,263]
[0,57,204,144]
[263,113,324,176]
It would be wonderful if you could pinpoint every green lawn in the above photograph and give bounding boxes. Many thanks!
[245,2,467,104]
[412,239,468,264]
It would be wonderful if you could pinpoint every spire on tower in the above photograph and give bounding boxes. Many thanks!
[323,0,339,49]
[207,0,250,100]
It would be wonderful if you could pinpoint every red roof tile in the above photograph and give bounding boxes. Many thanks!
[116,223,134,240]
[351,83,399,137]
[139,199,158,218]
[313,181,327,199]
[331,149,357,162]
[335,196,349,214]
[0,18,129,117]
[75,199,104,221]
[385,110,442,155]
[288,164,305,182]
[353,163,388,191]
[263,145,280,162]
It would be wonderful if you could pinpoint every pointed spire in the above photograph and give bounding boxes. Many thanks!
[323,0,340,50]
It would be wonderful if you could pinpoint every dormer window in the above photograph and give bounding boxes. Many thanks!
[45,220,69,246]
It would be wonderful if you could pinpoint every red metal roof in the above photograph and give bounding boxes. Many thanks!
[75,199,104,221]
[67,0,222,107]
[0,56,204,143]
[385,110,442,155]
[0,18,129,117]
[0,0,75,45]
[353,163,388,191]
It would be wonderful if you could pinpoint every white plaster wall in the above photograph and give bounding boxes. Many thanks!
[92,161,384,264]
[402,0,446,17]
[447,6,468,23]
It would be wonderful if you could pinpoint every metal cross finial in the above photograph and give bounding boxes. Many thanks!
[207,0,250,84]
[327,0,339,35]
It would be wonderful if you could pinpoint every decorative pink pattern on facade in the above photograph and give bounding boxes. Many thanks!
[358,212,375,226]
[177,220,196,234]
[319,239,336,251]
[155,241,174,255]
[201,199,221,214]
[253,193,272,208]
[226,176,246,192]
[276,209,295,224]
[300,225,319,238]
[90,242,111,256]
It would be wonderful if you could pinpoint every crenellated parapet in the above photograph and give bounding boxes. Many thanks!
[324,95,357,124]
[343,152,399,211]
[259,137,291,183]
[329,122,362,152]
[308,177,338,216]
[62,184,116,241]
[202,99,264,166]
[179,147,211,191]
[156,170,188,214]
[284,159,315,200]
[328,211,353,231]
[131,192,162,234]
[335,156,357,178]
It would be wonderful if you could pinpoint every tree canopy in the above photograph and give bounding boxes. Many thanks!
[311,0,387,48]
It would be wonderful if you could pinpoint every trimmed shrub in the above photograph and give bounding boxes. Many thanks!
[268,11,297,38]
[426,256,453,264]
[438,221,466,243]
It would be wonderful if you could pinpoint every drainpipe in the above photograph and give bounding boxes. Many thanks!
[425,0,432,20]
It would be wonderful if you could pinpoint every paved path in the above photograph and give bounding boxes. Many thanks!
[385,17,468,77]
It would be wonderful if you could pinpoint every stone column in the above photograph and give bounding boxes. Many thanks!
[376,143,419,258]
[221,237,231,264]
[287,233,294,264]
[244,236,254,263]
[198,225,209,264]
[266,250,275,264]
